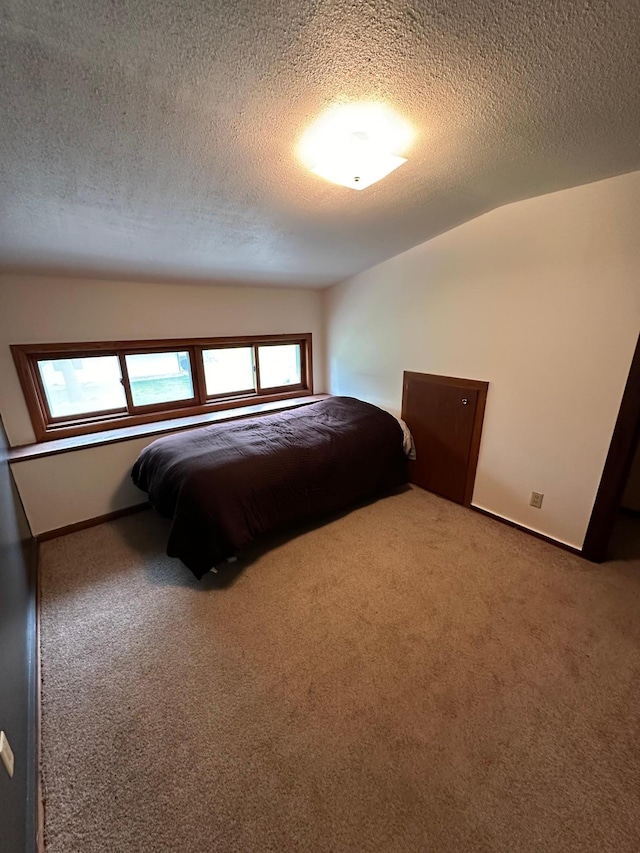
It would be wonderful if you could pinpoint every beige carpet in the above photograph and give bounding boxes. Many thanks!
[39,486,640,853]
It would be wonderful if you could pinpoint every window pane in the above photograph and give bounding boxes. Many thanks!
[126,351,194,406]
[203,347,255,397]
[38,356,126,419]
[258,344,301,389]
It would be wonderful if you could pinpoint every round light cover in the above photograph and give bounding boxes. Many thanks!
[299,103,414,191]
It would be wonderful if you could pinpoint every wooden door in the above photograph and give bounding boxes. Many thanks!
[401,372,488,505]
[582,331,640,561]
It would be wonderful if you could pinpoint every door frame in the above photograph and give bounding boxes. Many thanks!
[401,371,489,507]
[582,332,640,561]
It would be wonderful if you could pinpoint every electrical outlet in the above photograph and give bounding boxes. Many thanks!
[530,492,544,509]
[0,731,15,778]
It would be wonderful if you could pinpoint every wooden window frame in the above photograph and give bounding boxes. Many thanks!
[11,333,313,442]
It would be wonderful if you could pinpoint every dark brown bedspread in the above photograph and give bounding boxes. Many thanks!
[131,396,407,578]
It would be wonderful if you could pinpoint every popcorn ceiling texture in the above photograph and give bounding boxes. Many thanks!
[1,0,640,287]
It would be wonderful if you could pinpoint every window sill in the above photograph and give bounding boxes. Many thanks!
[9,394,328,463]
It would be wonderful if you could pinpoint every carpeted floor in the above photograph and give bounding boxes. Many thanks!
[39,486,640,853]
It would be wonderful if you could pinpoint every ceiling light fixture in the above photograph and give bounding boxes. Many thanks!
[298,103,414,191]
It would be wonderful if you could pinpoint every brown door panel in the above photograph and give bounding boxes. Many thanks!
[402,372,488,506]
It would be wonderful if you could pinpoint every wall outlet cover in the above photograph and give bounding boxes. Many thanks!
[530,492,544,509]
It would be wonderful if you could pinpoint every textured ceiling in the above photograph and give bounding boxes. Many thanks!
[1,0,640,288]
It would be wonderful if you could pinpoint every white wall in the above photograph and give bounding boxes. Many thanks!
[0,274,324,533]
[325,171,640,549]
[11,438,152,534]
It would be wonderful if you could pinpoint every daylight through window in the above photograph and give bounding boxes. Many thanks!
[12,334,312,441]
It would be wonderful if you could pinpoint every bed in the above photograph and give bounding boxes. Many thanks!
[131,396,410,578]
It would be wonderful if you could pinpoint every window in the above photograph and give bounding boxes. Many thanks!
[125,352,195,407]
[12,334,312,441]
[257,344,302,389]
[38,356,126,419]
[202,347,255,398]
